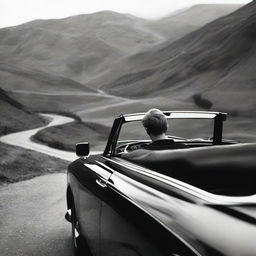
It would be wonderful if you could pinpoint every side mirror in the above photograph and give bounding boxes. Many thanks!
[76,142,90,157]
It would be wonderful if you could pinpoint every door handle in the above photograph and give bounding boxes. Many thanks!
[96,178,107,188]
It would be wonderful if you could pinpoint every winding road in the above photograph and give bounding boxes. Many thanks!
[0,114,91,256]
[0,114,77,161]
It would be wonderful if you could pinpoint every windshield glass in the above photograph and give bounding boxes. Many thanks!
[118,118,214,142]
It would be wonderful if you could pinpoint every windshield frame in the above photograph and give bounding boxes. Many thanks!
[103,111,227,157]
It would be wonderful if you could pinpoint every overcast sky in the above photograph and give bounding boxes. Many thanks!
[0,0,251,28]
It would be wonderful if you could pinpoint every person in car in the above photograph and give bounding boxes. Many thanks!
[141,108,188,150]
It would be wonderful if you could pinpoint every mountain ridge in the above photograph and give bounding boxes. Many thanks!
[0,5,242,91]
[101,1,256,106]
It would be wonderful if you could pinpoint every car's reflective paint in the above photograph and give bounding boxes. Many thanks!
[67,153,256,256]
[66,111,256,256]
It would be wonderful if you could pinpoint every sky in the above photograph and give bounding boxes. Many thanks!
[0,0,251,28]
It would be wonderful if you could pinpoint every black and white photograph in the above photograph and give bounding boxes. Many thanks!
[0,0,255,255]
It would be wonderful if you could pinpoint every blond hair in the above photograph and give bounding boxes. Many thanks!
[142,109,168,136]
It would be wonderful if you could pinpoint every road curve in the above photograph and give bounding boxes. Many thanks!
[0,114,77,161]
[0,114,82,256]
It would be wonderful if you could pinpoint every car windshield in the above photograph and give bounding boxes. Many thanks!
[118,118,214,142]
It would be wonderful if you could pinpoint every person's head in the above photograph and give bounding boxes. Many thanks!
[142,108,168,139]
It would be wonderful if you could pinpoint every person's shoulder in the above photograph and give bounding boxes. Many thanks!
[121,149,150,161]
[175,143,189,149]
[143,139,188,150]
[143,139,173,150]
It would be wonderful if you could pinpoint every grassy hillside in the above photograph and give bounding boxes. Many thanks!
[101,1,256,114]
[0,142,68,184]
[32,120,110,151]
[90,2,256,142]
[0,6,241,91]
[0,63,95,93]
[148,4,241,42]
[0,88,47,135]
[6,90,126,117]
[20,11,161,52]
[1,4,254,149]
[0,11,162,87]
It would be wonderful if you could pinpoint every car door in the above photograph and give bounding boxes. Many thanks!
[70,156,114,256]
[98,156,200,256]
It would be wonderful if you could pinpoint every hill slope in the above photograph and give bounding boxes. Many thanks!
[86,4,242,89]
[102,1,256,116]
[95,2,256,142]
[0,88,46,135]
[0,6,241,91]
[148,4,241,42]
[0,11,163,86]
[0,63,95,93]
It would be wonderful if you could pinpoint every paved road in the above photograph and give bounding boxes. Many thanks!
[0,173,73,256]
[0,114,86,255]
[0,114,77,161]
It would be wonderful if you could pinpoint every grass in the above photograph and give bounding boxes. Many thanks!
[7,91,108,114]
[0,142,69,185]
[32,120,111,152]
[0,98,47,136]
[35,110,82,122]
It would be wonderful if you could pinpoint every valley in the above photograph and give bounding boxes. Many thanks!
[0,3,255,152]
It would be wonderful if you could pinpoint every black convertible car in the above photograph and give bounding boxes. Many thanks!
[66,111,256,256]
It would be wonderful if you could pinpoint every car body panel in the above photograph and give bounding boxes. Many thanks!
[66,111,256,256]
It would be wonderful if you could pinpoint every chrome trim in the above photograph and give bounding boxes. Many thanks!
[96,178,107,188]
[74,223,79,238]
[84,163,112,180]
[65,210,71,222]
[95,160,115,173]
[124,111,225,122]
